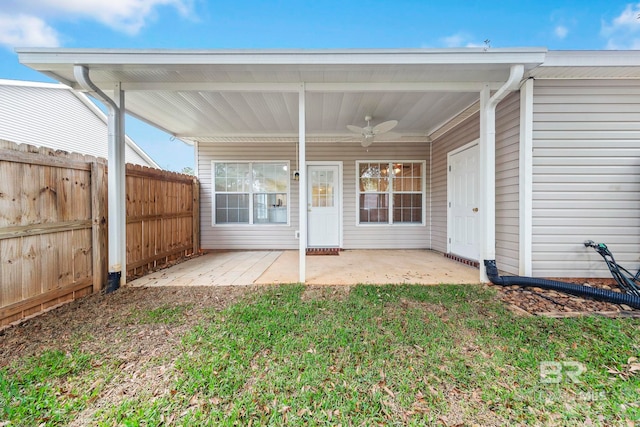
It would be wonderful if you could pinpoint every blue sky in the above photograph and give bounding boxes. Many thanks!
[1,0,640,171]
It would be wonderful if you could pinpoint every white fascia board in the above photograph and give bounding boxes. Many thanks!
[542,50,640,67]
[17,47,547,66]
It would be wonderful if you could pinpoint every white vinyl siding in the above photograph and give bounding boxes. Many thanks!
[0,83,156,167]
[495,92,520,274]
[200,143,298,249]
[430,92,519,274]
[532,80,640,277]
[431,112,480,254]
[199,141,430,250]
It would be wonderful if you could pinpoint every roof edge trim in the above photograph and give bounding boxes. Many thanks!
[17,47,548,66]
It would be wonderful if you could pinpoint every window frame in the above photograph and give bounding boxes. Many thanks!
[355,160,426,226]
[212,160,290,226]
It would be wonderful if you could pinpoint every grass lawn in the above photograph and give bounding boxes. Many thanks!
[1,284,639,426]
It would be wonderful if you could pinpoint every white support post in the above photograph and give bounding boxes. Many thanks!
[298,84,307,283]
[112,83,127,287]
[519,78,534,276]
[479,85,495,282]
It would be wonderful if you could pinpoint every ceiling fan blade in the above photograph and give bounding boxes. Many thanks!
[346,124,365,134]
[374,131,401,141]
[337,136,359,143]
[361,138,374,148]
[372,120,398,135]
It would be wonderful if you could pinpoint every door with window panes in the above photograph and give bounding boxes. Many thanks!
[307,164,340,247]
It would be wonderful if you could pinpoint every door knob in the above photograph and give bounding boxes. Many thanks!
[472,207,478,212]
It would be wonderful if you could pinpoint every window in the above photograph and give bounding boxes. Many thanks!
[214,161,289,225]
[357,161,424,225]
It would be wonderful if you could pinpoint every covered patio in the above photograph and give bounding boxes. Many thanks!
[127,249,480,287]
[17,48,547,288]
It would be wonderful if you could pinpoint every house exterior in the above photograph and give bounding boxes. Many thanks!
[16,48,640,283]
[0,79,159,168]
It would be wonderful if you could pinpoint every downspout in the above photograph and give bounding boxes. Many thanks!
[74,65,126,293]
[489,64,524,109]
[479,64,524,282]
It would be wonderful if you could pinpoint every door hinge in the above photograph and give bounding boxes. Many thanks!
[448,238,451,243]
[448,165,451,172]
[448,202,451,208]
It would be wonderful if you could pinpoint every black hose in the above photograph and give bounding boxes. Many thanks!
[484,260,640,310]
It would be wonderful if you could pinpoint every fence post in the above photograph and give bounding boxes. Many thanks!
[192,178,200,255]
[91,161,107,292]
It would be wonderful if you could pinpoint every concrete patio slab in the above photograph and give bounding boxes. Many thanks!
[255,249,480,285]
[127,249,481,287]
[127,250,283,287]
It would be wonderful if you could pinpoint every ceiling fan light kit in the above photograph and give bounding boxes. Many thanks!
[346,115,398,147]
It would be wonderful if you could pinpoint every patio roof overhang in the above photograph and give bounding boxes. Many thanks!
[17,47,549,286]
[17,48,547,143]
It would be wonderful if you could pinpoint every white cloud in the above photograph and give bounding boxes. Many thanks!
[39,0,192,34]
[0,13,60,49]
[0,0,192,49]
[440,32,485,48]
[601,3,640,49]
[441,33,465,47]
[554,25,568,39]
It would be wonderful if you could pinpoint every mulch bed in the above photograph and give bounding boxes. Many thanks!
[490,278,640,318]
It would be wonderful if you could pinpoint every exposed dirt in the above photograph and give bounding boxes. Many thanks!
[0,285,262,424]
[0,286,257,370]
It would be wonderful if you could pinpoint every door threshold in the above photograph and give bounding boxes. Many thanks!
[444,253,479,268]
[306,248,341,256]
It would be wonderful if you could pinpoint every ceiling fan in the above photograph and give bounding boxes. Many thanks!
[346,115,398,147]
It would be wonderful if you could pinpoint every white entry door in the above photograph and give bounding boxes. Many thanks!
[448,143,479,260]
[307,164,340,247]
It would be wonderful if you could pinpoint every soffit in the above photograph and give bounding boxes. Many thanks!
[17,48,547,142]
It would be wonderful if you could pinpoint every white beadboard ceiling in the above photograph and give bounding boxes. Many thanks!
[16,48,565,143]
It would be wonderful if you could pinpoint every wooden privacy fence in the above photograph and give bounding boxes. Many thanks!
[126,164,200,278]
[0,141,199,327]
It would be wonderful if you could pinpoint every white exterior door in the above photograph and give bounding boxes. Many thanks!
[448,143,479,260]
[307,164,340,247]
